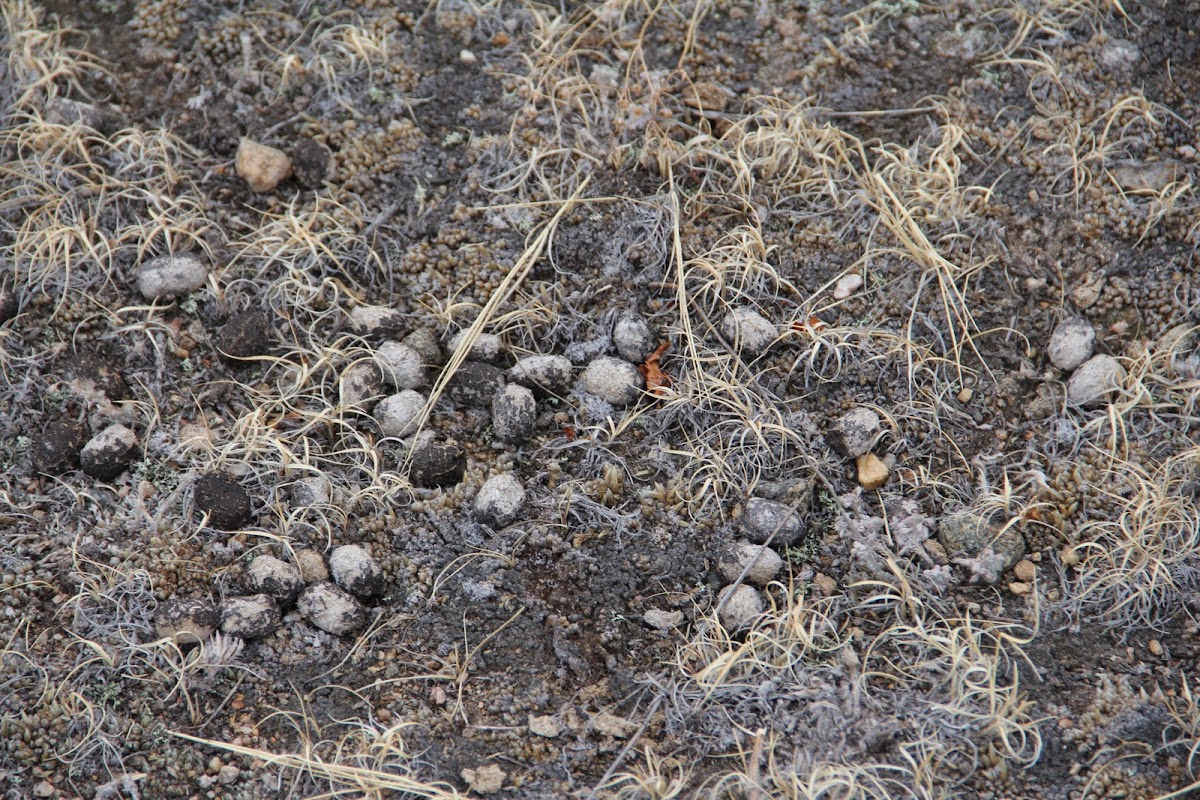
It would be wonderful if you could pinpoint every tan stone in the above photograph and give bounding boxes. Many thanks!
[461,764,505,794]
[856,452,889,490]
[1012,559,1037,582]
[236,137,292,192]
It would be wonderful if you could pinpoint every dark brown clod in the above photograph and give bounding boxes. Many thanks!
[216,310,273,361]
[57,349,127,400]
[410,440,466,488]
[0,285,17,324]
[291,139,331,188]
[33,419,87,474]
[447,361,505,407]
[194,471,254,529]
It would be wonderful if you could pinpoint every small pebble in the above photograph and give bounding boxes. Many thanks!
[492,383,536,443]
[856,453,889,490]
[1008,581,1031,596]
[375,390,425,438]
[833,273,864,300]
[245,555,304,604]
[80,423,138,480]
[508,354,574,395]
[828,407,881,458]
[155,597,218,644]
[475,473,526,526]
[528,715,562,738]
[741,497,804,545]
[410,440,465,488]
[216,311,273,361]
[447,361,506,406]
[1047,318,1095,371]
[375,342,425,389]
[721,307,776,355]
[219,595,280,639]
[461,765,505,795]
[298,582,366,635]
[350,305,405,338]
[33,419,86,474]
[402,328,444,366]
[193,471,253,529]
[290,139,330,188]
[329,544,385,598]
[295,549,329,583]
[289,476,332,507]
[236,137,293,192]
[612,314,656,363]
[717,541,783,586]
[1012,559,1037,582]
[135,255,209,300]
[642,609,685,630]
[339,361,385,411]
[582,356,644,405]
[1067,354,1125,407]
[717,584,764,630]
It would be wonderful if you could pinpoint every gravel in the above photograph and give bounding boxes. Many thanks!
[582,356,644,405]
[375,342,425,389]
[1047,318,1096,371]
[298,582,366,635]
[193,471,253,529]
[492,383,536,444]
[475,473,526,527]
[721,307,776,355]
[508,354,574,395]
[828,407,881,458]
[741,497,804,545]
[134,255,209,300]
[290,139,331,188]
[235,137,292,192]
[219,595,280,638]
[717,541,783,586]
[374,390,425,438]
[717,584,764,630]
[80,423,138,480]
[245,555,304,604]
[295,549,329,583]
[612,314,656,363]
[329,544,385,597]
[155,597,218,644]
[1067,354,1126,406]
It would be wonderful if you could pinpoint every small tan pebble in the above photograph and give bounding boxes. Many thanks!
[377,708,392,722]
[923,539,949,565]
[1008,581,1031,596]
[957,387,973,403]
[461,764,505,794]
[236,137,293,192]
[833,273,864,300]
[1012,559,1037,582]
[295,549,329,583]
[642,608,684,630]
[1058,717,1074,729]
[812,573,836,596]
[1148,639,1164,656]
[528,715,562,738]
[459,48,477,64]
[1061,545,1080,567]
[591,710,637,739]
[217,765,240,785]
[856,452,889,490]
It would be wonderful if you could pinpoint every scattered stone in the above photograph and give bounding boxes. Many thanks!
[812,573,837,595]
[753,477,813,505]
[1097,38,1140,73]
[245,555,304,604]
[45,96,106,130]
[833,273,864,300]
[475,473,525,526]
[32,781,55,799]
[856,453,890,490]
[717,584,764,630]
[329,544,385,598]
[717,541,783,586]
[582,356,644,405]
[236,137,293,192]
[1071,272,1105,309]
[507,354,574,396]
[194,471,253,529]
[33,419,86,474]
[135,254,209,300]
[740,497,804,545]
[289,476,332,507]
[528,715,562,738]
[939,510,1025,584]
[1008,581,1031,596]
[219,594,280,638]
[449,331,505,362]
[290,139,330,188]
[216,310,273,361]
[1012,559,1037,582]
[155,597,218,644]
[591,711,637,739]
[295,549,329,583]
[957,387,973,403]
[643,608,685,630]
[613,314,656,363]
[349,305,405,338]
[1047,318,1096,371]
[461,764,506,794]
[374,390,425,438]
[721,307,776,356]
[402,328,444,367]
[339,361,385,411]
[217,765,240,785]
[1107,159,1184,194]
[80,423,138,480]
[448,361,505,406]
[0,284,17,323]
[375,342,425,390]
[410,440,465,488]
[1067,354,1125,407]
[57,349,127,400]
[492,383,536,444]
[298,582,366,635]
[827,407,881,458]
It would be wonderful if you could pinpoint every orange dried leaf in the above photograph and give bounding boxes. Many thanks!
[640,342,671,396]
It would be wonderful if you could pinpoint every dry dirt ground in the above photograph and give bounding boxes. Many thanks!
[2,1,1200,798]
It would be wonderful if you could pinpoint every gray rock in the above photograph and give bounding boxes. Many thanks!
[717,585,763,630]
[245,555,304,604]
[828,408,881,458]
[375,342,425,390]
[475,473,526,526]
[80,423,138,480]
[741,497,804,545]
[329,544,385,598]
[449,331,505,362]
[613,314,656,363]
[349,305,404,338]
[374,390,425,438]
[219,594,280,638]
[507,354,574,396]
[410,440,465,488]
[155,597,217,644]
[721,307,776,356]
[298,582,366,635]
[448,362,506,407]
[289,475,332,507]
[1107,159,1184,194]
[492,384,536,444]
[642,609,685,630]
[135,255,209,300]
[402,328,444,367]
[1067,354,1126,407]
[717,541,783,586]
[938,510,1025,584]
[1048,318,1096,371]
[582,356,644,405]
[339,361,385,411]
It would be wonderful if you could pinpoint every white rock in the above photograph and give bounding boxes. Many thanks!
[1067,354,1125,407]
[475,473,526,526]
[741,498,804,545]
[718,541,783,586]
[492,384,536,443]
[449,331,505,362]
[833,273,864,300]
[298,582,366,635]
[461,764,505,795]
[721,307,776,355]
[295,549,329,583]
[349,305,404,337]
[339,361,384,411]
[831,407,881,458]
[329,544,384,597]
[289,475,332,507]
[402,328,443,366]
[1047,318,1096,371]
[374,390,425,438]
[717,584,764,630]
[79,423,138,480]
[528,715,561,738]
[508,354,574,395]
[613,314,656,363]
[642,608,685,630]
[245,555,304,602]
[236,137,292,192]
[375,342,425,389]
[582,356,644,405]
[219,594,279,638]
[135,255,209,300]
